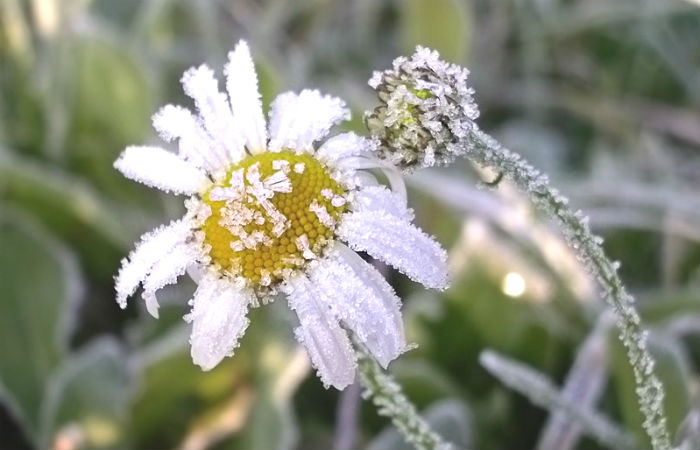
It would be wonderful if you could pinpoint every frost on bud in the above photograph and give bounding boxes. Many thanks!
[365,46,480,172]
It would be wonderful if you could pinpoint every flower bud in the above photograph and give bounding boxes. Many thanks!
[365,47,480,171]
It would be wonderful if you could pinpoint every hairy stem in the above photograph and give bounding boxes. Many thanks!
[465,128,671,450]
[355,343,454,450]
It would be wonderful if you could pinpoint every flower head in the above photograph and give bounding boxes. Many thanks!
[114,41,448,389]
[365,46,480,172]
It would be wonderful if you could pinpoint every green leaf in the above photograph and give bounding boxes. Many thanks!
[222,304,304,450]
[0,213,82,440]
[0,151,131,277]
[389,359,463,409]
[400,0,473,63]
[609,330,692,448]
[39,338,132,449]
[66,38,154,204]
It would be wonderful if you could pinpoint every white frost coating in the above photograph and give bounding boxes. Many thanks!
[336,155,407,204]
[152,105,223,174]
[225,41,267,153]
[115,220,191,308]
[316,132,375,162]
[141,243,199,318]
[352,185,413,221]
[284,274,356,389]
[268,89,350,151]
[338,210,448,289]
[186,276,253,371]
[181,65,246,164]
[310,244,407,367]
[114,146,209,194]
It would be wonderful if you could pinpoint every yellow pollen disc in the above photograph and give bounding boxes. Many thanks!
[201,150,346,288]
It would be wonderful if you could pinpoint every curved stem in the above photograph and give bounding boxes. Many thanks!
[464,128,671,450]
[354,343,454,450]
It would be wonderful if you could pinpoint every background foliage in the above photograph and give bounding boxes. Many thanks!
[1,1,698,449]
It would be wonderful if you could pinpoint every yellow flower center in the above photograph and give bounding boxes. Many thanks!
[201,150,347,289]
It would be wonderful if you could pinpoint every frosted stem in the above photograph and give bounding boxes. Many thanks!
[464,128,671,450]
[480,350,637,450]
[354,342,454,450]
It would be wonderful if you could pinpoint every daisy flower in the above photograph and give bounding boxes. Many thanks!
[114,41,448,389]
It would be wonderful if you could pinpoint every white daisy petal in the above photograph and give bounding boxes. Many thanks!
[141,242,200,318]
[186,276,253,371]
[114,146,209,194]
[225,41,267,153]
[284,274,356,389]
[309,243,407,367]
[268,89,350,152]
[115,220,191,309]
[352,185,413,221]
[152,105,224,175]
[336,155,407,203]
[181,65,246,164]
[338,210,448,289]
[316,132,374,163]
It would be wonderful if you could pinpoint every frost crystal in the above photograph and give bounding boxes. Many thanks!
[365,46,479,171]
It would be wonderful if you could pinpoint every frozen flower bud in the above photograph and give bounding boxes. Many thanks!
[365,46,480,172]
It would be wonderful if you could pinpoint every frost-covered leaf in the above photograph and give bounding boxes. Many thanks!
[0,214,82,440]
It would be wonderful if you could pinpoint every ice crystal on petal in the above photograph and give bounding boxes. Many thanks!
[181,65,246,164]
[152,105,227,176]
[338,210,448,289]
[115,220,191,308]
[316,132,376,163]
[284,274,356,390]
[114,146,209,194]
[187,275,253,371]
[224,41,267,153]
[268,89,350,151]
[141,243,201,318]
[365,46,479,171]
[309,244,407,367]
[352,185,414,221]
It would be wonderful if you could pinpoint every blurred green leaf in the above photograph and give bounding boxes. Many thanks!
[129,342,243,448]
[400,0,472,63]
[368,398,473,450]
[222,304,303,450]
[609,330,692,448]
[0,213,82,440]
[67,38,153,203]
[40,338,131,449]
[0,151,130,277]
[389,359,463,409]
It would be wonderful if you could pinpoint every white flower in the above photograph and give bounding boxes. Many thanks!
[114,40,448,389]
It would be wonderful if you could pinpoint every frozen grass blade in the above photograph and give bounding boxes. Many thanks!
[480,350,637,450]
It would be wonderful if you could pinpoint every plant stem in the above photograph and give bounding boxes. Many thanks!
[464,128,671,450]
[355,343,454,450]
